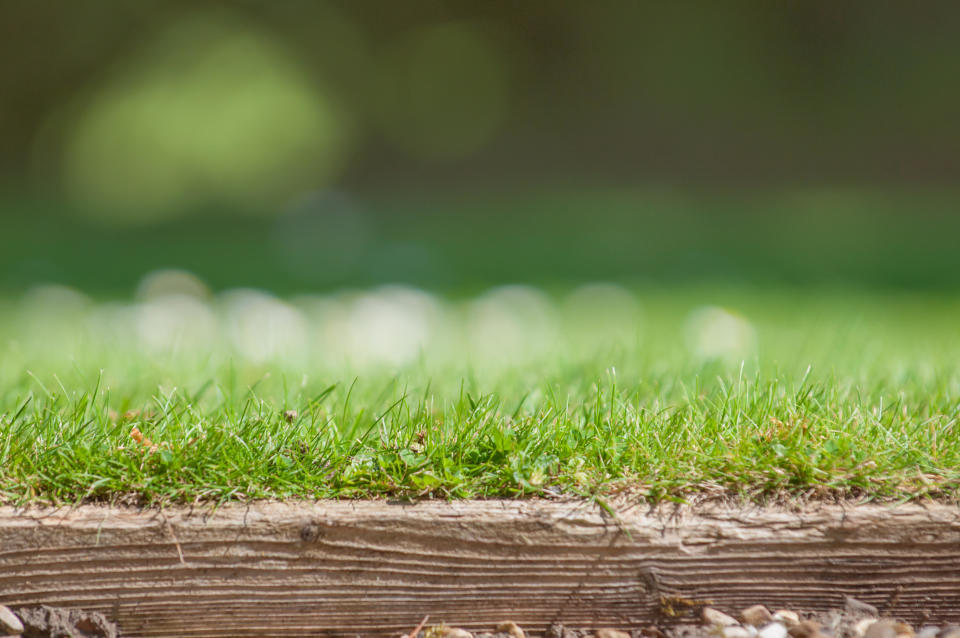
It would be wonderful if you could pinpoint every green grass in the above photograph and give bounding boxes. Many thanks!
[1,285,959,506]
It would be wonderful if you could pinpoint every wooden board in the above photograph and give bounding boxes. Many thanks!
[1,500,959,637]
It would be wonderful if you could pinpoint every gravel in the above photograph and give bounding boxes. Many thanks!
[407,598,958,638]
[0,600,955,638]
[0,605,24,635]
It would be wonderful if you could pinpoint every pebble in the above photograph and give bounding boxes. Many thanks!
[774,612,800,628]
[865,621,913,638]
[916,628,939,638]
[845,596,880,619]
[425,626,473,638]
[742,606,774,627]
[593,630,630,638]
[0,605,23,635]
[703,608,739,628]
[939,627,960,638]
[545,623,582,638]
[720,627,753,638]
[895,623,916,638]
[854,619,878,638]
[758,623,788,638]
[789,621,824,638]
[496,622,524,638]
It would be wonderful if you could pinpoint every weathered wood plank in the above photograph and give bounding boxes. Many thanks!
[1,500,959,637]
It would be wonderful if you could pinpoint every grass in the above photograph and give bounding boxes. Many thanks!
[1,284,959,506]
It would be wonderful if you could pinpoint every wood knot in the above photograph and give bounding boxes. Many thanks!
[638,566,662,596]
[300,521,323,542]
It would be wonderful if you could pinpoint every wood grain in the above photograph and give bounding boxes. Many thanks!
[1,500,959,637]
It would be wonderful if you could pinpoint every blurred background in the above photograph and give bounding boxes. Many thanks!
[3,1,960,505]
[2,0,960,295]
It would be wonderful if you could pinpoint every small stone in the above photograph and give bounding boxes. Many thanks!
[0,605,23,634]
[865,621,904,638]
[703,608,739,628]
[789,622,824,638]
[742,606,774,627]
[916,627,939,638]
[938,627,960,638]
[594,630,631,638]
[774,612,800,628]
[845,596,880,619]
[892,623,915,638]
[758,623,788,638]
[425,626,473,638]
[721,627,752,638]
[497,622,525,638]
[854,620,878,638]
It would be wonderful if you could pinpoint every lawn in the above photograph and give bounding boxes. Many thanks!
[1,282,958,506]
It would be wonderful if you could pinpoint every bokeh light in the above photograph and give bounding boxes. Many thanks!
[685,305,757,362]
[59,10,353,222]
